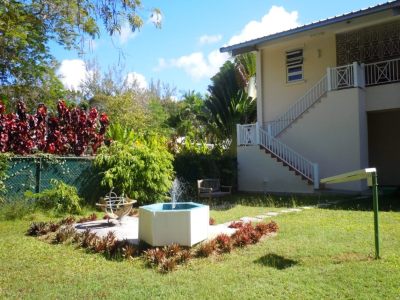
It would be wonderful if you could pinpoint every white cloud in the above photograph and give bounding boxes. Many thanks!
[125,72,148,89]
[154,6,300,80]
[198,34,222,45]
[156,50,229,80]
[227,6,300,46]
[118,22,138,44]
[57,59,89,91]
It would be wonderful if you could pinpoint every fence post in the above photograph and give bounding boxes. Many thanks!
[236,124,241,146]
[327,67,332,91]
[353,62,359,87]
[255,122,260,145]
[313,163,319,189]
[35,157,41,193]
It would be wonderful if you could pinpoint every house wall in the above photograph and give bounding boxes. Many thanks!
[279,88,369,191]
[365,82,400,111]
[237,146,313,193]
[261,32,337,123]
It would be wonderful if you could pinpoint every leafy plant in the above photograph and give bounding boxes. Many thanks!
[25,179,82,214]
[54,225,77,244]
[228,221,244,229]
[77,213,98,223]
[158,257,177,274]
[209,217,216,225]
[26,222,48,236]
[94,136,174,204]
[196,240,217,258]
[0,100,109,155]
[143,248,166,267]
[214,234,233,253]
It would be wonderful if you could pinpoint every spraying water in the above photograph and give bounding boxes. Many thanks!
[171,178,185,209]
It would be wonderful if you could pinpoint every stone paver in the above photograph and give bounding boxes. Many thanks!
[301,206,314,209]
[255,215,270,219]
[287,208,302,212]
[265,212,280,216]
[280,210,291,213]
[207,224,237,240]
[240,216,263,223]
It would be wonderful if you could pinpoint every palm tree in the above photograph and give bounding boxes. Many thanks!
[204,55,257,154]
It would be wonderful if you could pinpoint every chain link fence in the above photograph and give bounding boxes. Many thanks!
[4,157,103,203]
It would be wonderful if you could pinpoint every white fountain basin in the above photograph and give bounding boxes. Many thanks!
[138,202,209,247]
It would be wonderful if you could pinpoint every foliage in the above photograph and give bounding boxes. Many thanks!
[25,179,82,214]
[204,59,257,153]
[0,198,34,220]
[0,100,109,155]
[195,240,217,258]
[234,52,256,87]
[173,142,237,194]
[77,213,98,224]
[0,153,10,196]
[94,137,174,204]
[214,234,233,253]
[143,244,191,273]
[0,1,159,104]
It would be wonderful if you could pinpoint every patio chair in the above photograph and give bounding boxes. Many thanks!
[197,179,232,201]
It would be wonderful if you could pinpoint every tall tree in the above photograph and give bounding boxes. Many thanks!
[204,57,256,154]
[0,0,160,105]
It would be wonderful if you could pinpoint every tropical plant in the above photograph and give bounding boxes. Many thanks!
[204,60,257,154]
[0,100,109,155]
[94,136,174,205]
[25,179,82,214]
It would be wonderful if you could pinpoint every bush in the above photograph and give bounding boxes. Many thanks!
[94,136,174,205]
[0,198,34,220]
[173,142,237,196]
[25,179,82,214]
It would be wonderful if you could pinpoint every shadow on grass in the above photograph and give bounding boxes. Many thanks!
[254,253,298,270]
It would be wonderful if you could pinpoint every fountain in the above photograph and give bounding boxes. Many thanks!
[138,179,209,247]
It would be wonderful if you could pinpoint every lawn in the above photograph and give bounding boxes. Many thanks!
[0,195,399,299]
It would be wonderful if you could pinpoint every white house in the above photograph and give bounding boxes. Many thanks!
[220,1,400,193]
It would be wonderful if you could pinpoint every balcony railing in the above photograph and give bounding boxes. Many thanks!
[365,58,400,86]
[328,58,400,90]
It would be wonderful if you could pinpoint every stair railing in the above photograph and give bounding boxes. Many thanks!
[258,126,319,188]
[265,75,328,137]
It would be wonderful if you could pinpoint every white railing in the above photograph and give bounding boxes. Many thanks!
[264,75,328,137]
[258,127,319,188]
[328,63,355,90]
[365,58,400,86]
[237,123,257,145]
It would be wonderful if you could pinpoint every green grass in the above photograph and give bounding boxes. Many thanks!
[0,196,400,299]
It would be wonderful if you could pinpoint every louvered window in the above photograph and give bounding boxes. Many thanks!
[286,49,303,82]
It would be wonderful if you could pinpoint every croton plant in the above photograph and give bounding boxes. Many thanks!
[0,100,109,156]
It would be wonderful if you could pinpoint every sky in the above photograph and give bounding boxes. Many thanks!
[53,0,384,98]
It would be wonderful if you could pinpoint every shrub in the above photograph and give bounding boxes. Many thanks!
[158,257,177,273]
[24,179,82,214]
[228,221,244,229]
[0,100,109,156]
[209,217,216,225]
[0,198,34,220]
[54,225,76,244]
[215,234,233,253]
[26,222,48,236]
[94,136,174,205]
[77,213,97,223]
[143,248,166,267]
[173,143,237,196]
[196,240,217,257]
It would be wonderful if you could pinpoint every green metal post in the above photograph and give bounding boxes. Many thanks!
[35,158,41,194]
[372,172,380,259]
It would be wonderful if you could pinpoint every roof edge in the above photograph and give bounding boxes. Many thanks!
[220,1,400,55]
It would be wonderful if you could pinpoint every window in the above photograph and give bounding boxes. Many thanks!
[286,49,303,82]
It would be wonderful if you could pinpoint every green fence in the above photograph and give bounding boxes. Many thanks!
[4,157,102,202]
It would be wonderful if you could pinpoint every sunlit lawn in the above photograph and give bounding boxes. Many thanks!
[0,194,399,299]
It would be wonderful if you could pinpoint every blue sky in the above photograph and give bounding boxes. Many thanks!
[53,0,383,98]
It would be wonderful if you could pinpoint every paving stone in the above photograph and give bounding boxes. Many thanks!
[287,208,302,212]
[280,210,291,213]
[265,212,279,216]
[208,224,236,240]
[240,216,263,223]
[255,215,269,219]
[301,206,314,209]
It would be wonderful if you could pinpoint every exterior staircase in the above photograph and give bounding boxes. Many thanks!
[238,58,400,191]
